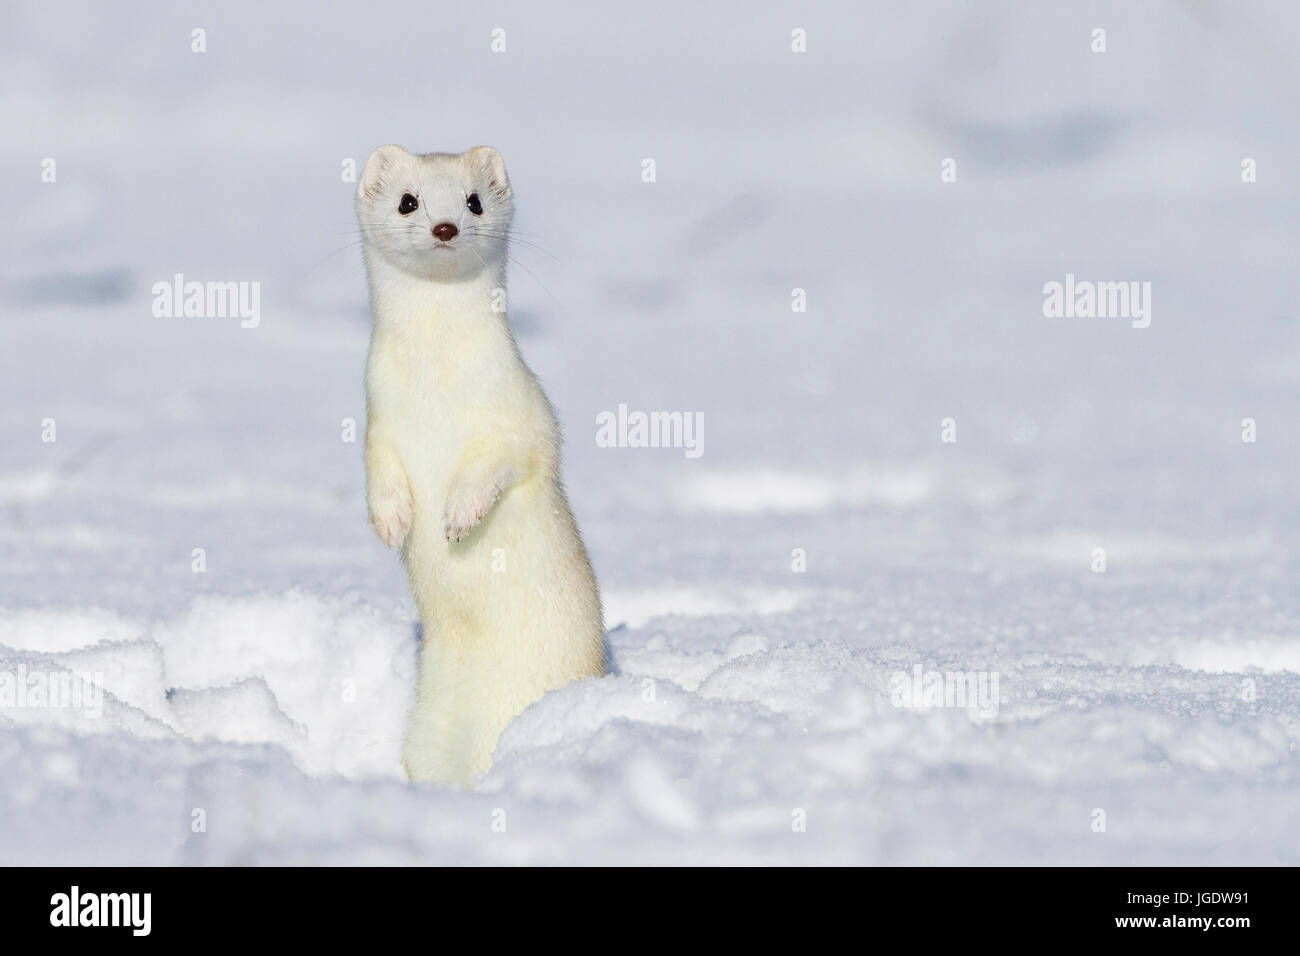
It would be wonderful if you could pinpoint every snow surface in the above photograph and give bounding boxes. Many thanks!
[2,1,1300,864]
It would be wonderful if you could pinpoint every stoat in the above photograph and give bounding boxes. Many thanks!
[355,144,605,787]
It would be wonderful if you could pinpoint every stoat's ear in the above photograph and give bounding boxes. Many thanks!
[359,144,409,202]
[466,146,510,199]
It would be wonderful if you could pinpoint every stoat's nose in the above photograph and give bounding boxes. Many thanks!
[432,223,458,241]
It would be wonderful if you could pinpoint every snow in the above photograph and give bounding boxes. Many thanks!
[2,0,1299,863]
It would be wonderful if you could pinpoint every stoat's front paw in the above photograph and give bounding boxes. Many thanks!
[443,476,502,543]
[368,475,413,549]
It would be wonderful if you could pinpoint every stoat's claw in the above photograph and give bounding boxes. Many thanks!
[369,476,413,549]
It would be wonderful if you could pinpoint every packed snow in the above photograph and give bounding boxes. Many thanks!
[2,1,1299,863]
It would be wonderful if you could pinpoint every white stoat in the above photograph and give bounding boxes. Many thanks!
[355,144,605,787]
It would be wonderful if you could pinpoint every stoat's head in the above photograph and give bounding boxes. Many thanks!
[355,144,513,281]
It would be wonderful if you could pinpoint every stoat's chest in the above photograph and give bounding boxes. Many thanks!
[366,310,529,483]
[371,323,492,416]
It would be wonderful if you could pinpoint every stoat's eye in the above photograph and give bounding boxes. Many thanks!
[466,193,483,216]
[398,193,419,215]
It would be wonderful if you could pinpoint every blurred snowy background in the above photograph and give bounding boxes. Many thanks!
[1,0,1298,863]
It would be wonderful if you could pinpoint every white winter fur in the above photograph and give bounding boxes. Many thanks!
[356,145,605,787]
